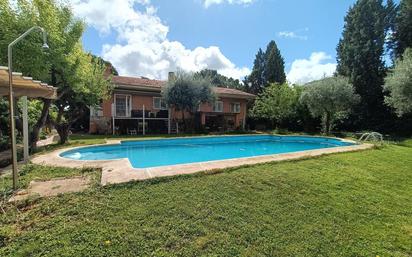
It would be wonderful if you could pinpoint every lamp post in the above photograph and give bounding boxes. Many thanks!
[8,26,49,190]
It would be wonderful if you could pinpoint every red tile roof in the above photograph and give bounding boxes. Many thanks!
[111,76,165,88]
[111,75,255,99]
[212,87,255,98]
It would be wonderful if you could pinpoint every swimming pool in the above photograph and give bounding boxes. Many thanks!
[60,135,355,169]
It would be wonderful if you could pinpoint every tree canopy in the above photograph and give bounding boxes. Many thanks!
[163,72,215,130]
[245,40,286,95]
[300,77,360,134]
[194,69,243,90]
[0,0,110,145]
[336,0,389,129]
[264,41,286,85]
[250,83,298,128]
[384,48,412,116]
[390,0,412,58]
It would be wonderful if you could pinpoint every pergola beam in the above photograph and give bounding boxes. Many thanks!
[0,67,57,99]
[0,66,57,175]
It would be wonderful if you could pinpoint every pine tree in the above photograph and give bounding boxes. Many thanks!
[264,40,286,85]
[245,48,266,94]
[385,0,398,59]
[392,0,412,58]
[245,41,286,95]
[336,0,389,129]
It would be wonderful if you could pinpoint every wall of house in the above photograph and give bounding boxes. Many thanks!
[101,94,163,118]
[198,98,247,128]
[93,93,249,133]
[171,97,246,128]
[102,99,112,117]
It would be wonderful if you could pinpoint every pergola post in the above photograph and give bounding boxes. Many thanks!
[112,103,115,135]
[22,96,29,162]
[142,105,146,135]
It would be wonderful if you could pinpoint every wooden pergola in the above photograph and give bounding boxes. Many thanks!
[0,66,57,162]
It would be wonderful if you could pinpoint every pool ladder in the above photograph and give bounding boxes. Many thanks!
[358,132,383,143]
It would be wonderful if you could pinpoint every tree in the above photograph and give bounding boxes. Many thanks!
[0,0,110,146]
[51,47,111,144]
[336,0,389,129]
[300,77,360,134]
[245,41,286,95]
[384,48,412,116]
[194,69,243,90]
[250,83,298,128]
[245,48,266,94]
[163,72,215,131]
[391,0,412,58]
[384,0,398,59]
[264,40,286,85]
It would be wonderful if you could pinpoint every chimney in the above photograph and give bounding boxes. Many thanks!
[168,71,176,81]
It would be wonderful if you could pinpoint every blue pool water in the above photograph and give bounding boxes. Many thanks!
[60,135,354,168]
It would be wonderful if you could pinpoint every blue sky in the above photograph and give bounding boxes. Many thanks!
[73,0,363,84]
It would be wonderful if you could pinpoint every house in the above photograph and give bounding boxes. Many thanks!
[89,72,255,135]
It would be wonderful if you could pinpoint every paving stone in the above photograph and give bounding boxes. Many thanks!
[9,176,90,202]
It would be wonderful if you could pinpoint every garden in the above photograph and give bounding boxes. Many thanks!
[0,0,412,256]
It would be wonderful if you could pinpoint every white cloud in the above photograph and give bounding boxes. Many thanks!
[70,0,250,80]
[278,31,308,41]
[202,0,255,8]
[287,52,337,85]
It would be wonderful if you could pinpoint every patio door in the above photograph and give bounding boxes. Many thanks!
[115,94,131,117]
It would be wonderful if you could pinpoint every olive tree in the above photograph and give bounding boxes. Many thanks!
[0,0,111,147]
[250,83,299,128]
[163,72,215,131]
[384,48,412,117]
[300,76,360,134]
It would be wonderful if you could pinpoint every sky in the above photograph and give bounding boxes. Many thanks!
[69,0,361,84]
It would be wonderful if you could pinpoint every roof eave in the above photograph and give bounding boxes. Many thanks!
[216,93,255,100]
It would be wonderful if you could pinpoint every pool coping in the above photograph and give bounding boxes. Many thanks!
[30,135,374,186]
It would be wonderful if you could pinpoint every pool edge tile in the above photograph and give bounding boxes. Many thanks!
[30,138,374,186]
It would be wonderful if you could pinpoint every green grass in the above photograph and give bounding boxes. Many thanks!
[0,140,411,256]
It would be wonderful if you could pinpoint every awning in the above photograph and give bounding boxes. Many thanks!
[0,66,57,99]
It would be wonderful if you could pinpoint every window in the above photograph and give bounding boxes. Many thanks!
[213,101,223,112]
[115,94,131,117]
[153,97,167,110]
[230,103,241,113]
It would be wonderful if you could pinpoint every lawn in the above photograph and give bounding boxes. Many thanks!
[0,139,411,256]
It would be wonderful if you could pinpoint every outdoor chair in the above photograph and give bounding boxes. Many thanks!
[127,128,137,135]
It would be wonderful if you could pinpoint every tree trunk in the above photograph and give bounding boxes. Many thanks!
[30,99,52,150]
[55,122,70,144]
[191,112,196,133]
[30,68,57,150]
[271,119,277,131]
[324,112,331,135]
[181,110,186,132]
